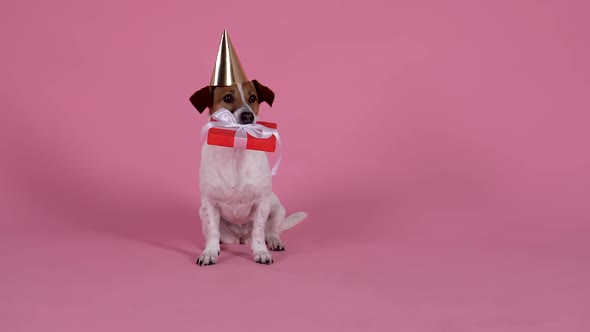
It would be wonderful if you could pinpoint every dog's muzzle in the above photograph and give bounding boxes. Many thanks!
[238,111,255,124]
[233,107,256,124]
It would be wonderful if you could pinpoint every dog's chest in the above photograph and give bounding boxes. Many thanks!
[200,145,271,221]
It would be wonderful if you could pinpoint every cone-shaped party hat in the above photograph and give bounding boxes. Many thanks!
[209,30,248,86]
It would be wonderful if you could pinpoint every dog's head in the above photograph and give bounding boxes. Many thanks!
[189,80,275,124]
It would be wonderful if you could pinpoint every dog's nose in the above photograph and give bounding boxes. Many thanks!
[239,112,254,124]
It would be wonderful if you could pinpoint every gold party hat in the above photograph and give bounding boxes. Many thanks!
[210,30,248,86]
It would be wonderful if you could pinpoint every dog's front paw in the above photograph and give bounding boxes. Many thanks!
[254,250,273,265]
[196,249,220,266]
[266,235,285,251]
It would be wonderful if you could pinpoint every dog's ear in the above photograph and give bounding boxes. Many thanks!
[189,86,213,113]
[252,80,275,107]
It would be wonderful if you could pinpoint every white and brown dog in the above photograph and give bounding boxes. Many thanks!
[190,80,307,265]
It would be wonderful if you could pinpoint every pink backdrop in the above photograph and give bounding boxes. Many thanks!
[1,0,589,331]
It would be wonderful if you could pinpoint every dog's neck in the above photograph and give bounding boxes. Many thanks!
[202,144,271,189]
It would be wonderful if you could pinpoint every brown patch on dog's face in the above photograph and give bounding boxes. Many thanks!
[210,81,260,115]
[189,80,274,115]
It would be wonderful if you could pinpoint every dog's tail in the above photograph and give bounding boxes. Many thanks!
[280,212,308,233]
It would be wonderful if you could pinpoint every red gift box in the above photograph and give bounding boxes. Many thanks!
[206,121,277,152]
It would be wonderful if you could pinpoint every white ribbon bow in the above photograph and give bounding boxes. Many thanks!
[200,108,282,176]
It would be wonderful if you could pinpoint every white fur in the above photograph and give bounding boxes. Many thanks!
[237,83,248,110]
[197,91,307,265]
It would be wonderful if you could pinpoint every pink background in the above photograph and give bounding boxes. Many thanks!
[1,0,589,331]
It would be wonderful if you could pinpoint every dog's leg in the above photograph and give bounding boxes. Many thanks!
[196,200,221,266]
[265,203,286,251]
[251,199,273,264]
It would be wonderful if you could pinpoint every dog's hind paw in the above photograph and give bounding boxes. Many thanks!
[254,250,273,265]
[196,249,220,266]
[266,236,285,251]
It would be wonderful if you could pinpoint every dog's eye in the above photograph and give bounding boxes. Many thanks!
[248,95,257,103]
[223,94,234,103]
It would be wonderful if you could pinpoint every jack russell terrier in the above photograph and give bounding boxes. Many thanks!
[190,80,307,265]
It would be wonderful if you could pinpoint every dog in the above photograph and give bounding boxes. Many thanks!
[190,80,308,265]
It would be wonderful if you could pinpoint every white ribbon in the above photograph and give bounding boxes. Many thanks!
[200,109,282,176]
